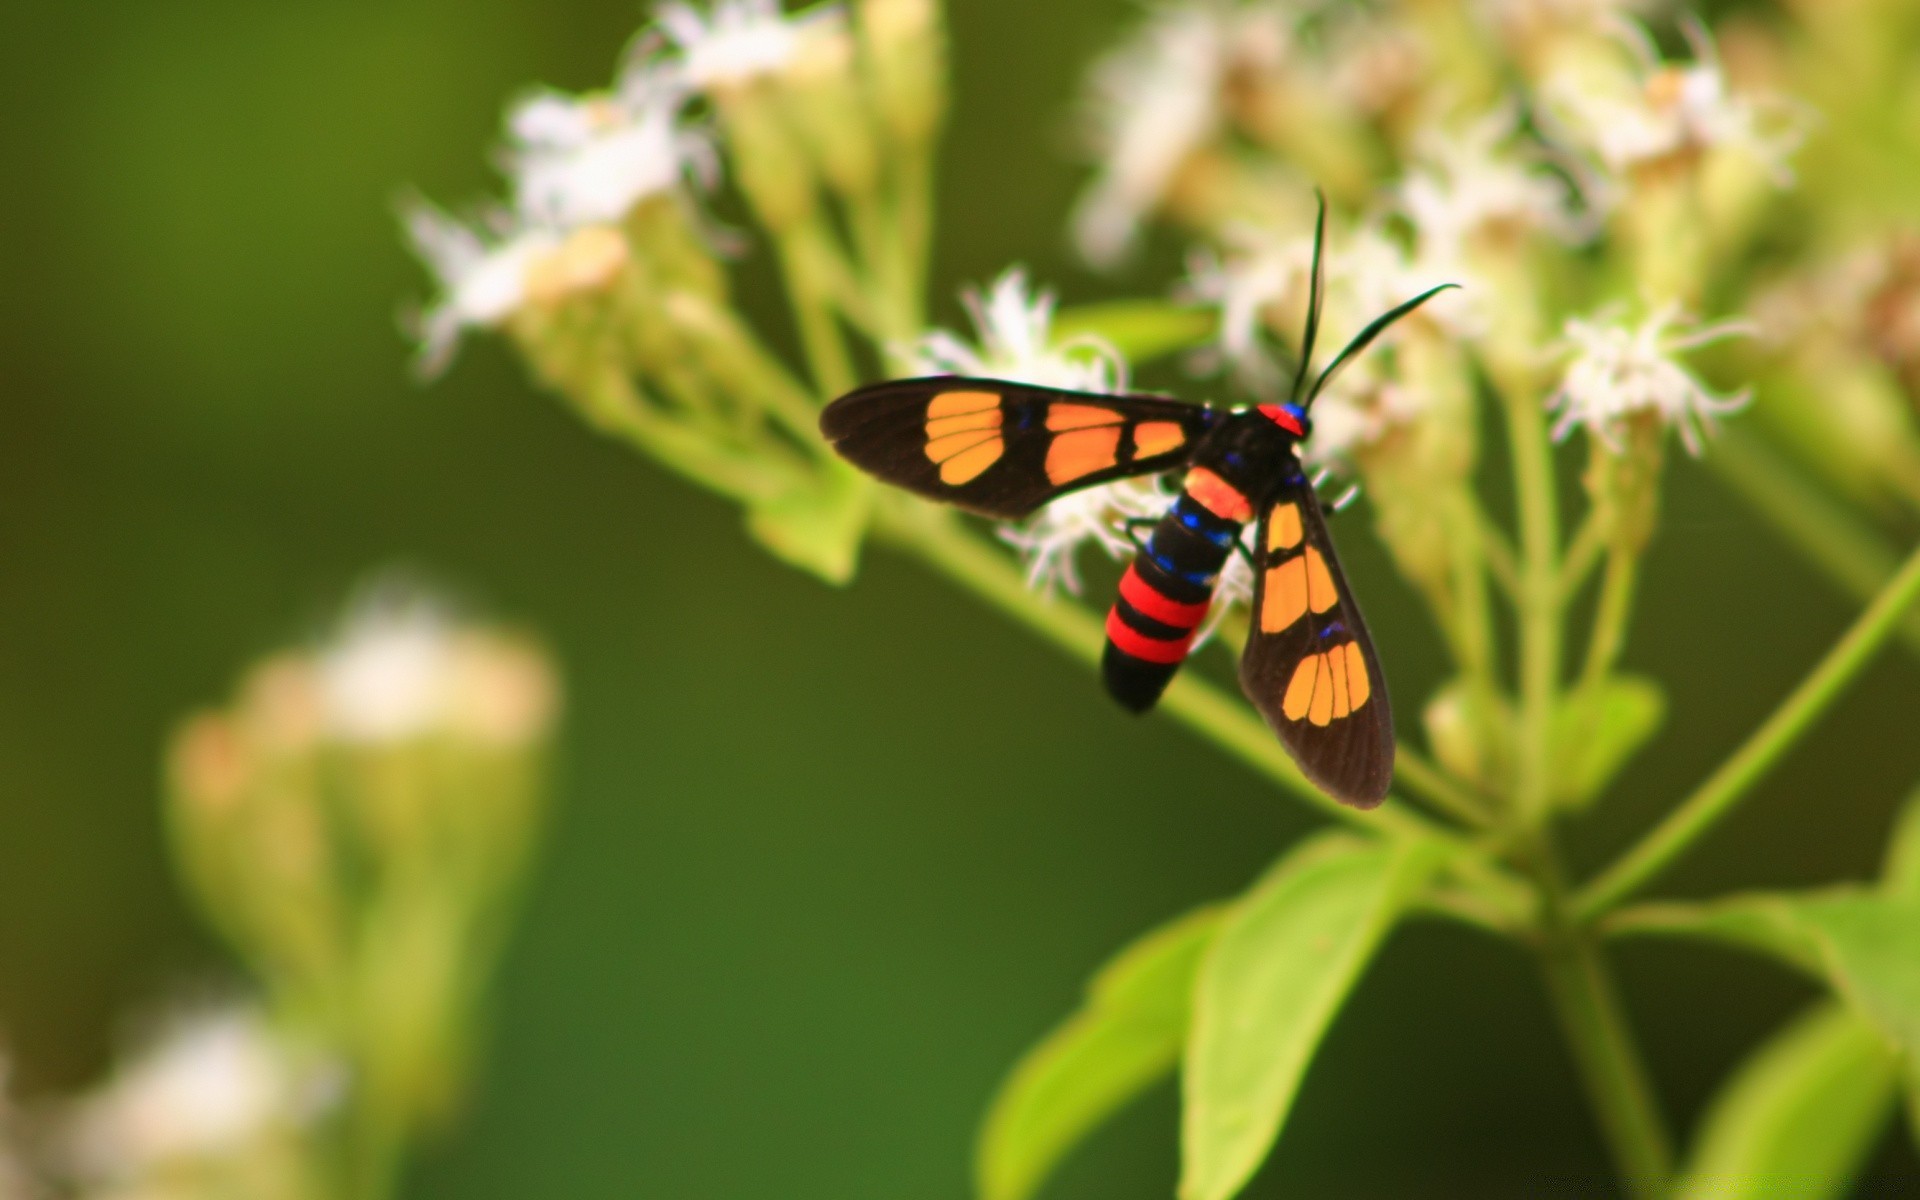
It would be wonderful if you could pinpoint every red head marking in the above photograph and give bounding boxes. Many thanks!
[1257,404,1306,437]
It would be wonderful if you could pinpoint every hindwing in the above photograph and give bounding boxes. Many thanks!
[820,376,1221,518]
[1240,475,1394,807]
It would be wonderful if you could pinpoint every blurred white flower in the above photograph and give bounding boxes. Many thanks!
[316,582,558,748]
[401,201,561,376]
[1478,0,1654,35]
[659,0,841,92]
[1550,303,1753,454]
[908,268,1127,393]
[64,1006,310,1183]
[505,59,713,228]
[1185,217,1456,390]
[1540,18,1807,183]
[999,477,1168,598]
[1072,1,1290,267]
[1302,357,1426,466]
[1400,108,1588,256]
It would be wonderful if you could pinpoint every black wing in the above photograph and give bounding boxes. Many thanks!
[1240,476,1394,807]
[820,376,1222,519]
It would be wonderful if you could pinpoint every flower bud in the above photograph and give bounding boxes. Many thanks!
[858,0,945,149]
[781,12,882,198]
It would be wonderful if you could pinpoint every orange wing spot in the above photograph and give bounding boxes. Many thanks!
[925,429,998,462]
[1046,403,1124,431]
[925,407,1002,440]
[1046,427,1122,484]
[1329,647,1350,719]
[939,438,1003,484]
[1184,467,1253,522]
[1133,421,1186,458]
[1305,546,1338,613]
[1308,653,1336,726]
[1282,654,1319,721]
[1260,558,1308,633]
[927,390,999,418]
[1344,641,1371,711]
[1268,503,1303,551]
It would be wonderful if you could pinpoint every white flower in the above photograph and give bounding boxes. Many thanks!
[1540,18,1807,184]
[1400,108,1589,257]
[999,477,1168,598]
[1184,217,1458,391]
[658,0,840,92]
[1549,303,1753,454]
[319,586,459,744]
[1072,2,1290,267]
[505,59,712,229]
[908,268,1127,393]
[401,201,561,376]
[1302,357,1426,466]
[315,580,559,747]
[65,1006,311,1181]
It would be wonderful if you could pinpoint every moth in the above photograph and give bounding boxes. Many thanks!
[820,204,1453,807]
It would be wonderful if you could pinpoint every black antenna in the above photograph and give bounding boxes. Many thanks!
[1306,283,1460,407]
[1288,191,1329,404]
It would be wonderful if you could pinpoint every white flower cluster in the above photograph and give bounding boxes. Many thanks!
[1539,18,1808,186]
[404,1,838,373]
[314,579,559,748]
[1072,1,1292,268]
[910,271,1171,598]
[62,1005,332,1188]
[1550,303,1752,454]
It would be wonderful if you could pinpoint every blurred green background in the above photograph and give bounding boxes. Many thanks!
[4,1,1919,1195]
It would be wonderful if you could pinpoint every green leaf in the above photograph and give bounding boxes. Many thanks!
[1180,834,1442,1200]
[976,905,1225,1200]
[1679,1003,1896,1200]
[746,466,871,585]
[1611,890,1920,1054]
[1879,784,1920,899]
[1553,675,1666,808]
[1051,301,1218,366]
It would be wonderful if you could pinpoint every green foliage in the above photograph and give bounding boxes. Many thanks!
[1678,1003,1896,1200]
[1553,675,1666,809]
[746,464,873,585]
[976,905,1223,1200]
[1049,301,1219,368]
[1179,834,1442,1200]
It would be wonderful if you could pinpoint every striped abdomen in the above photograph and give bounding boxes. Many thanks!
[1102,467,1253,712]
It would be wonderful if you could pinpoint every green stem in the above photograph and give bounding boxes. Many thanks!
[1474,496,1522,601]
[581,375,808,503]
[1710,424,1920,658]
[1396,744,1494,829]
[774,221,859,399]
[1578,548,1639,699]
[1559,511,1606,603]
[664,292,825,447]
[1576,536,1920,918]
[1501,374,1563,822]
[1535,884,1675,1197]
[875,501,1538,922]
[880,501,1426,835]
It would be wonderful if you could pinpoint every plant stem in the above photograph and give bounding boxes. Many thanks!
[1396,744,1494,829]
[774,221,859,399]
[1577,548,1639,700]
[1501,374,1563,822]
[1710,424,1920,658]
[879,500,1427,835]
[1576,536,1920,918]
[1533,860,1674,1198]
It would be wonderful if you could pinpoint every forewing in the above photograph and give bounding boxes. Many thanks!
[1240,478,1394,807]
[819,376,1218,518]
